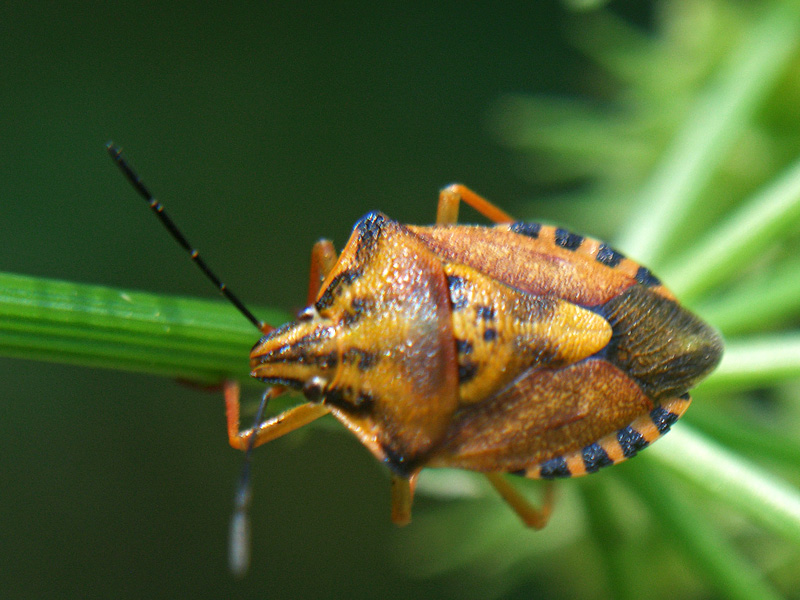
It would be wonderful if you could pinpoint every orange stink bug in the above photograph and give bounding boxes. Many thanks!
[107,143,723,573]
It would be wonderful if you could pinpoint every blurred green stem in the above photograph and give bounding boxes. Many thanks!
[578,477,638,600]
[702,333,800,391]
[644,424,800,548]
[688,403,800,470]
[617,0,800,264]
[623,462,784,600]
[694,256,800,335]
[660,155,800,302]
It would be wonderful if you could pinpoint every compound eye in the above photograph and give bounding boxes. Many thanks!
[297,306,317,322]
[302,376,327,402]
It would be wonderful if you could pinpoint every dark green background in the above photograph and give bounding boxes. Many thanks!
[1,3,641,598]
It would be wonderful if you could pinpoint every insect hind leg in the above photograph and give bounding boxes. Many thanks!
[485,472,554,529]
[306,240,338,306]
[436,184,515,225]
[390,473,420,526]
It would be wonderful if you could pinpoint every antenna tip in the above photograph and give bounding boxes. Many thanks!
[106,141,121,158]
[229,509,251,578]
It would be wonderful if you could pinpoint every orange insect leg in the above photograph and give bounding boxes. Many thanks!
[306,239,338,305]
[224,381,329,451]
[485,473,554,529]
[437,183,515,226]
[390,472,420,526]
[224,241,338,452]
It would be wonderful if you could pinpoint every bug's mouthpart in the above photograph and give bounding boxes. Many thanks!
[249,318,339,388]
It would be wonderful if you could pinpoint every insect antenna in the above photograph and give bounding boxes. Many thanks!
[106,142,267,332]
[229,386,272,577]
[107,142,275,575]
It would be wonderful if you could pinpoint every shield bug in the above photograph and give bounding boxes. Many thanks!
[107,144,723,572]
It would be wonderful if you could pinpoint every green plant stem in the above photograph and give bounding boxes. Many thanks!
[660,155,800,302]
[700,333,800,392]
[622,462,785,600]
[578,477,638,600]
[616,0,800,264]
[688,403,800,470]
[644,424,800,549]
[694,255,800,335]
[0,271,287,384]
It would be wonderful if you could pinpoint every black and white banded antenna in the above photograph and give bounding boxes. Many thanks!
[107,142,271,576]
[106,142,265,332]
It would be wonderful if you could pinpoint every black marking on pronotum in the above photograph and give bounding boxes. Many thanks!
[296,350,337,369]
[341,296,375,327]
[342,348,379,371]
[595,243,625,268]
[582,443,613,473]
[679,392,690,400]
[509,221,542,239]
[325,387,375,414]
[356,391,375,407]
[635,266,661,287]
[509,469,527,477]
[458,361,478,384]
[350,297,372,314]
[483,328,497,342]
[554,228,584,251]
[353,211,387,262]
[342,298,375,327]
[317,351,338,369]
[475,305,495,321]
[616,425,649,458]
[341,311,360,327]
[315,268,361,311]
[447,274,469,311]
[538,456,571,479]
[650,405,680,434]
[456,339,473,355]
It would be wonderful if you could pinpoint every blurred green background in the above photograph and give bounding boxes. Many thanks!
[7,2,800,600]
[1,3,608,599]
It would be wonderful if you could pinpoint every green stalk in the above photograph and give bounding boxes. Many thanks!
[0,271,288,384]
[644,424,800,548]
[622,462,785,600]
[688,403,800,470]
[660,156,800,302]
[578,477,638,600]
[700,333,800,392]
[616,1,800,264]
[694,255,800,335]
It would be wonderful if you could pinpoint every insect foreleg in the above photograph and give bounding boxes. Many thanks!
[224,381,330,451]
